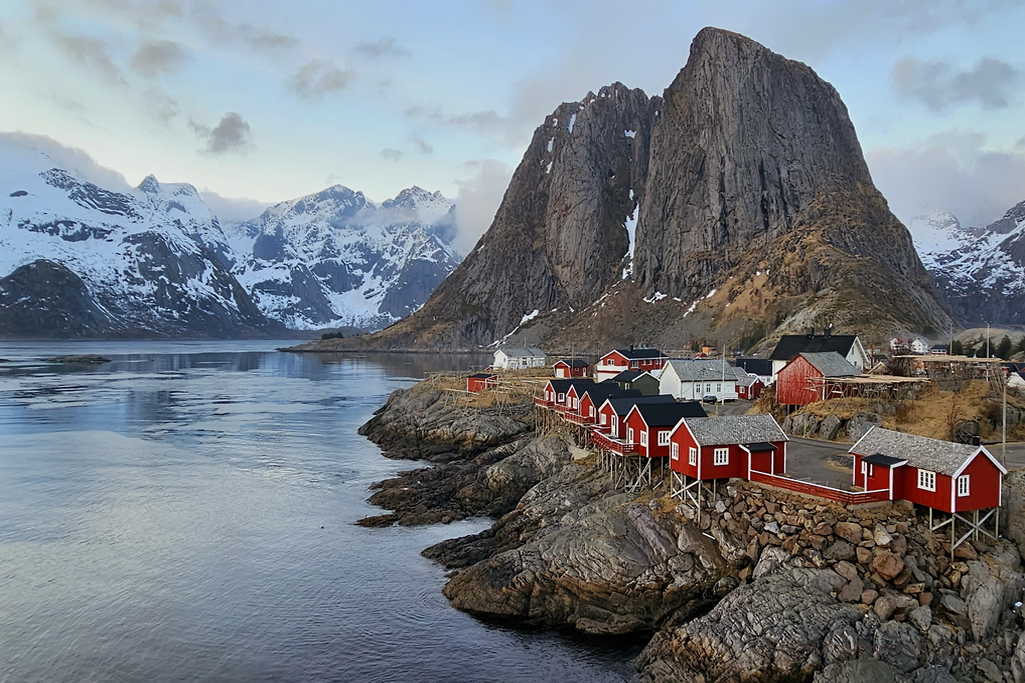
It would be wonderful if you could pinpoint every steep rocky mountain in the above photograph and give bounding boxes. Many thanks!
[0,152,275,338]
[309,27,952,353]
[222,185,460,330]
[907,203,1025,326]
[0,141,461,337]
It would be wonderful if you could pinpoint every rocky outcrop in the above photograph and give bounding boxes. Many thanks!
[0,260,117,337]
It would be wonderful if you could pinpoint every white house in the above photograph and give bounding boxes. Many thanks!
[657,359,743,402]
[769,331,870,382]
[493,348,546,369]
[1009,372,1025,390]
[910,338,931,355]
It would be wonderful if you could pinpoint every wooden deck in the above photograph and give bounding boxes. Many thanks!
[749,470,890,505]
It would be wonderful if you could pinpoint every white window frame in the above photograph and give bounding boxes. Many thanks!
[658,430,670,446]
[640,430,648,447]
[688,447,697,466]
[714,447,729,466]
[918,469,936,492]
[605,358,614,365]
[671,443,679,460]
[558,393,565,402]
[860,461,873,477]
[600,412,607,426]
[957,475,970,497]
[627,427,634,444]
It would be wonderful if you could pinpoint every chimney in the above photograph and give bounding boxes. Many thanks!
[825,324,833,339]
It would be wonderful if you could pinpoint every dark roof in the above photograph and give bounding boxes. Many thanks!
[862,453,906,467]
[769,335,859,361]
[604,394,679,416]
[555,358,589,367]
[742,442,778,452]
[545,378,596,393]
[608,348,666,360]
[612,369,658,383]
[931,344,949,351]
[633,402,708,427]
[735,358,773,376]
[581,386,641,402]
[468,373,497,379]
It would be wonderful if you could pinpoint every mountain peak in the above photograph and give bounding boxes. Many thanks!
[138,175,161,194]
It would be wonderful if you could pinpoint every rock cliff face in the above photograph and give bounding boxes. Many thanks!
[316,27,951,353]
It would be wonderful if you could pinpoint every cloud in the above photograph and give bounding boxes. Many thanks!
[130,39,189,77]
[409,134,433,155]
[197,189,267,222]
[189,112,252,155]
[380,148,403,161]
[289,60,351,100]
[0,131,132,191]
[190,3,297,53]
[892,56,1022,112]
[453,159,513,254]
[353,37,409,59]
[51,32,127,85]
[867,130,1025,228]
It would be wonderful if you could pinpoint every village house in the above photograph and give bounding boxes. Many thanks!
[736,374,765,400]
[776,351,859,407]
[554,358,589,378]
[910,338,931,355]
[574,385,641,424]
[668,414,788,486]
[734,358,773,385]
[610,369,660,396]
[657,359,743,402]
[493,347,546,370]
[595,348,669,381]
[622,402,710,460]
[849,427,1006,515]
[594,395,684,438]
[466,373,497,394]
[930,344,950,355]
[770,329,869,382]
[539,378,596,408]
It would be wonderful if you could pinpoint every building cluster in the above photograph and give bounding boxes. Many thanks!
[474,332,1008,549]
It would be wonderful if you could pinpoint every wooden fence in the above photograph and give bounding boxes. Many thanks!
[749,470,890,505]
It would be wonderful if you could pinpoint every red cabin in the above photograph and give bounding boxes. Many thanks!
[467,373,497,394]
[554,359,589,378]
[540,378,595,409]
[669,414,788,481]
[776,352,858,406]
[849,427,1006,513]
[736,375,765,400]
[622,402,710,459]
[595,348,668,381]
[576,386,640,424]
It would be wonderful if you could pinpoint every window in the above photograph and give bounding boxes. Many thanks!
[716,384,721,392]
[627,427,634,444]
[706,384,711,393]
[658,431,670,446]
[600,413,607,426]
[714,448,729,466]
[918,470,936,492]
[860,461,874,477]
[957,475,970,497]
[689,447,697,466]
[605,358,613,365]
[640,431,648,447]
[671,443,679,460]
[558,393,565,402]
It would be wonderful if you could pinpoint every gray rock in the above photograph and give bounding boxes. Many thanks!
[977,658,1002,683]
[873,523,893,547]
[822,621,860,665]
[908,605,932,632]
[847,412,882,442]
[939,592,967,616]
[1012,629,1025,683]
[819,414,842,441]
[824,540,857,562]
[813,659,906,683]
[872,621,921,673]
[753,546,792,580]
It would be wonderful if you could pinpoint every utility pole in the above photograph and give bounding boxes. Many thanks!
[1004,376,1008,466]
[987,321,991,358]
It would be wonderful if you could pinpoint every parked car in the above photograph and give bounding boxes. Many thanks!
[702,394,718,404]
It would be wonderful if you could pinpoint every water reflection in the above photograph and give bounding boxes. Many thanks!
[0,342,639,683]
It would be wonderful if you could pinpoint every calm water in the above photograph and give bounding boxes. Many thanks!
[0,341,639,683]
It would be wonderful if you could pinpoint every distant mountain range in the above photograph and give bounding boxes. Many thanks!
[906,201,1025,327]
[0,142,460,338]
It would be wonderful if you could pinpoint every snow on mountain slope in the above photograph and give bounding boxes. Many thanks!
[224,185,461,330]
[907,202,1025,325]
[0,144,271,337]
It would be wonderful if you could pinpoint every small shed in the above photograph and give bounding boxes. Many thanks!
[668,414,788,482]
[610,369,660,395]
[493,347,546,370]
[466,373,497,394]
[776,352,858,406]
[849,427,1006,514]
[736,374,765,400]
[554,358,589,378]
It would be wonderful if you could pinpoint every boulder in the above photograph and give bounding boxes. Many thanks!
[813,659,905,683]
[819,414,842,441]
[846,412,882,441]
[872,551,905,582]
[835,521,863,544]
[872,621,921,673]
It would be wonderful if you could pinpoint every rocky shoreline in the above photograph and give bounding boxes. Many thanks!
[359,376,1025,682]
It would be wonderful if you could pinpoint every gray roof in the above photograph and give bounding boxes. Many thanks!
[737,374,761,388]
[496,347,545,358]
[850,427,1002,476]
[799,352,858,377]
[679,414,787,446]
[662,359,738,383]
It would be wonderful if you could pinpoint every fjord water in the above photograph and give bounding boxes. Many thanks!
[0,341,638,683]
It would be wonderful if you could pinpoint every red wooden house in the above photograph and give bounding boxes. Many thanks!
[595,348,668,381]
[776,352,858,406]
[575,386,640,424]
[538,378,595,408]
[594,395,681,437]
[736,374,765,400]
[668,414,788,483]
[849,427,1006,514]
[622,402,710,460]
[554,359,589,378]
[467,373,498,394]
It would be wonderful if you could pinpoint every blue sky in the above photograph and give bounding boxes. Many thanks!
[1,0,1023,250]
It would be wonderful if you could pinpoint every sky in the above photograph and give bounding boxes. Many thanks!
[1,0,1023,252]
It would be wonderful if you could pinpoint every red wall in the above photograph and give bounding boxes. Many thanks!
[579,393,602,420]
[596,404,618,434]
[776,355,824,406]
[467,377,493,393]
[669,422,785,480]
[952,453,1002,512]
[555,362,587,378]
[900,465,953,512]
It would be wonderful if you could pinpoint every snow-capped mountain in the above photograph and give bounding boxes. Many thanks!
[0,145,274,337]
[0,141,461,337]
[907,202,1025,326]
[222,185,460,330]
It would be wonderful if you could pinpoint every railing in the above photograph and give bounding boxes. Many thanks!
[591,430,638,455]
[534,397,555,407]
[749,470,890,505]
[563,412,594,426]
